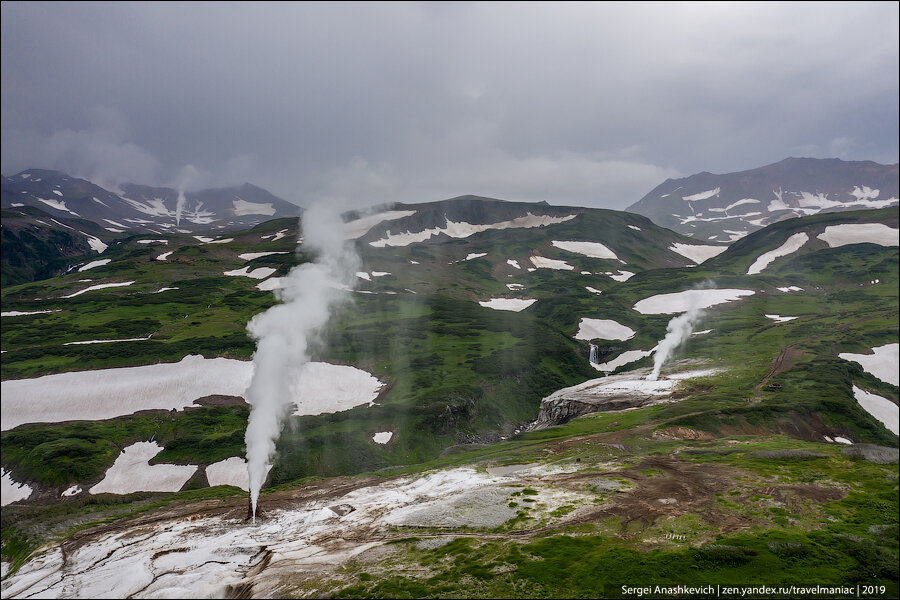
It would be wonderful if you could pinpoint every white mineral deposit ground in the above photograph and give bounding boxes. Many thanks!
[477,298,537,311]
[2,467,589,599]
[1,468,33,506]
[574,318,635,341]
[1,356,384,430]
[667,243,727,264]
[839,343,899,386]
[851,386,899,436]
[90,442,197,495]
[550,240,618,260]
[546,368,721,402]
[747,232,808,275]
[633,289,755,314]
[817,223,899,248]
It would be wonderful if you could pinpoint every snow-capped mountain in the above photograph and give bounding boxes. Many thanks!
[1,169,302,234]
[627,158,898,242]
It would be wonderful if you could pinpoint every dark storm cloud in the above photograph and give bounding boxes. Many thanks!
[2,2,897,209]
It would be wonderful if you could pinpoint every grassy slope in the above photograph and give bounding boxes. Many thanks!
[1,206,897,590]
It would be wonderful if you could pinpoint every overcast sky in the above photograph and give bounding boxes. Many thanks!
[2,2,897,209]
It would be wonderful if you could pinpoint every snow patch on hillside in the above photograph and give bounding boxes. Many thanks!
[817,224,899,248]
[206,457,271,491]
[1,356,385,430]
[849,185,880,202]
[851,386,899,436]
[256,277,284,291]
[90,442,197,495]
[232,198,276,216]
[37,197,79,216]
[369,213,576,247]
[78,259,112,272]
[747,232,808,274]
[224,266,277,279]
[155,251,174,261]
[765,314,798,323]
[239,251,290,261]
[551,240,618,260]
[683,188,720,202]
[261,228,290,242]
[839,343,899,386]
[591,350,652,372]
[372,432,393,444]
[1,468,32,506]
[634,289,755,314]
[478,298,537,311]
[530,256,574,270]
[343,210,418,239]
[62,281,134,298]
[2,309,60,317]
[292,362,384,416]
[575,318,635,341]
[668,243,727,264]
[708,199,760,213]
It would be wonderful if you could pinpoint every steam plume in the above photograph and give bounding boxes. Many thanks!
[647,285,712,380]
[244,203,357,519]
[175,188,187,226]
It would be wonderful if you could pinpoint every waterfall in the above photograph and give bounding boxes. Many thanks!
[589,343,598,364]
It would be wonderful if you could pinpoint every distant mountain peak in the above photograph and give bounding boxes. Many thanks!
[627,157,898,242]
[2,168,302,235]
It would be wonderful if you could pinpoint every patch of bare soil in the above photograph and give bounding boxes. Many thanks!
[753,346,803,400]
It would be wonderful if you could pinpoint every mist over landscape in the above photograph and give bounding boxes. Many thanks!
[1,2,898,599]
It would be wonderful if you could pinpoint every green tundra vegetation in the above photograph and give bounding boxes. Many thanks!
[1,203,896,595]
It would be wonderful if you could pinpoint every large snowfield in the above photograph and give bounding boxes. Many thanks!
[574,318,635,341]
[1,356,384,431]
[478,298,537,311]
[89,442,198,495]
[838,343,899,386]
[633,289,755,314]
[747,232,808,274]
[851,386,899,436]
[368,213,576,247]
[817,223,899,248]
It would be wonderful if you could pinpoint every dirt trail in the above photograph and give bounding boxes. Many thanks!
[752,346,803,401]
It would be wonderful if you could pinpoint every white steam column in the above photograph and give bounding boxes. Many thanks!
[646,293,706,381]
[243,203,358,520]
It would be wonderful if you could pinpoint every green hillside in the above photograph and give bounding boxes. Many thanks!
[1,201,896,595]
